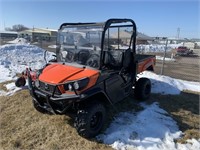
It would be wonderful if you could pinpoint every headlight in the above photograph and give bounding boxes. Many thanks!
[35,80,40,87]
[73,81,79,90]
[63,78,89,91]
[68,84,73,91]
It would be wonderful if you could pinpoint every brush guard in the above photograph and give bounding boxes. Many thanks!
[27,70,81,114]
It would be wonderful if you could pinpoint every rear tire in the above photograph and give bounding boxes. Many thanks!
[74,102,106,138]
[135,78,151,100]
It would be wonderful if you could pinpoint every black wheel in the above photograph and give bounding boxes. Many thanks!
[134,78,151,100]
[74,102,106,138]
[32,100,47,114]
[15,77,26,87]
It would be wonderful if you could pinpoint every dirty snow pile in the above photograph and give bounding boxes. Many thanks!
[0,44,54,81]
[136,43,183,53]
[6,38,28,44]
[0,43,54,95]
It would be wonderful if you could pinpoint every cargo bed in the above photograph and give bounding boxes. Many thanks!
[135,54,156,73]
[135,54,155,63]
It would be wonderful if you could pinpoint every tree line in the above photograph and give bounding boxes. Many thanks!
[5,24,29,32]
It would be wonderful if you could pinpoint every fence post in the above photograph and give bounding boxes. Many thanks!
[161,39,168,75]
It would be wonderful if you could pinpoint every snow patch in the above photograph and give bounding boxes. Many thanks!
[138,71,200,95]
[48,45,57,48]
[98,102,200,150]
[156,55,175,62]
[0,65,15,83]
[0,82,27,96]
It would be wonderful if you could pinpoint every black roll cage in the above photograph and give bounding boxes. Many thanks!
[58,18,137,70]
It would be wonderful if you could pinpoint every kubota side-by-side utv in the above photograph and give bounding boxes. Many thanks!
[16,19,156,138]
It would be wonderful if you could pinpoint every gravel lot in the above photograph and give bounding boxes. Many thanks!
[154,49,200,82]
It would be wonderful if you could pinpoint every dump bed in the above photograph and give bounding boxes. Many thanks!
[135,54,156,73]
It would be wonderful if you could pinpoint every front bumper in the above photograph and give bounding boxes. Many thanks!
[27,73,85,114]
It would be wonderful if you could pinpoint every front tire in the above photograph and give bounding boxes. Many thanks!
[74,102,106,138]
[135,78,151,100]
[32,100,47,114]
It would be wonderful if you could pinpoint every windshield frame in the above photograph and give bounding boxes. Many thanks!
[56,23,104,69]
[56,19,137,70]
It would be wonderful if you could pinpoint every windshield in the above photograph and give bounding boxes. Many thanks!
[57,24,103,69]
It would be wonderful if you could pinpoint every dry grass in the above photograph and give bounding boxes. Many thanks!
[0,89,143,150]
[0,89,199,149]
[0,90,112,150]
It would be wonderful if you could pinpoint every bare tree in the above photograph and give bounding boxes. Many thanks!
[5,24,29,32]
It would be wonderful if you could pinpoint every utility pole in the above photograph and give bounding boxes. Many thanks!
[177,27,180,39]
[153,37,168,75]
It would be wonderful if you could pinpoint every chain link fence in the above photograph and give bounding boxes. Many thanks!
[31,39,57,53]
[136,41,200,82]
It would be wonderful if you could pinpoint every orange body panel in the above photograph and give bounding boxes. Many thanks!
[137,57,156,73]
[39,63,99,93]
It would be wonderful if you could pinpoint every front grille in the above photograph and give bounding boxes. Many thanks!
[39,81,61,95]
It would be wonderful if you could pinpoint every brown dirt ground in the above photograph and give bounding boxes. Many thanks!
[149,49,200,82]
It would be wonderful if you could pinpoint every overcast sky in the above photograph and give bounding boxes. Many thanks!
[0,0,199,38]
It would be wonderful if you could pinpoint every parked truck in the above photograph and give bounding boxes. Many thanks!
[175,46,193,56]
[16,19,156,138]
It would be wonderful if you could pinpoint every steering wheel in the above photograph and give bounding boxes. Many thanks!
[76,49,90,65]
[86,54,100,68]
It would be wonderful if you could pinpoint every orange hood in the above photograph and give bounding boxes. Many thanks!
[39,63,99,84]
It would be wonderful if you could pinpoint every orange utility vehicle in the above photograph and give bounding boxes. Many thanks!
[16,19,155,138]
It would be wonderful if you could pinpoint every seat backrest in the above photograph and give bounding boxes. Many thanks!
[122,48,132,69]
[104,50,123,68]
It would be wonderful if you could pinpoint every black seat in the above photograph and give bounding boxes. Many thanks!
[120,48,132,82]
[104,50,122,69]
